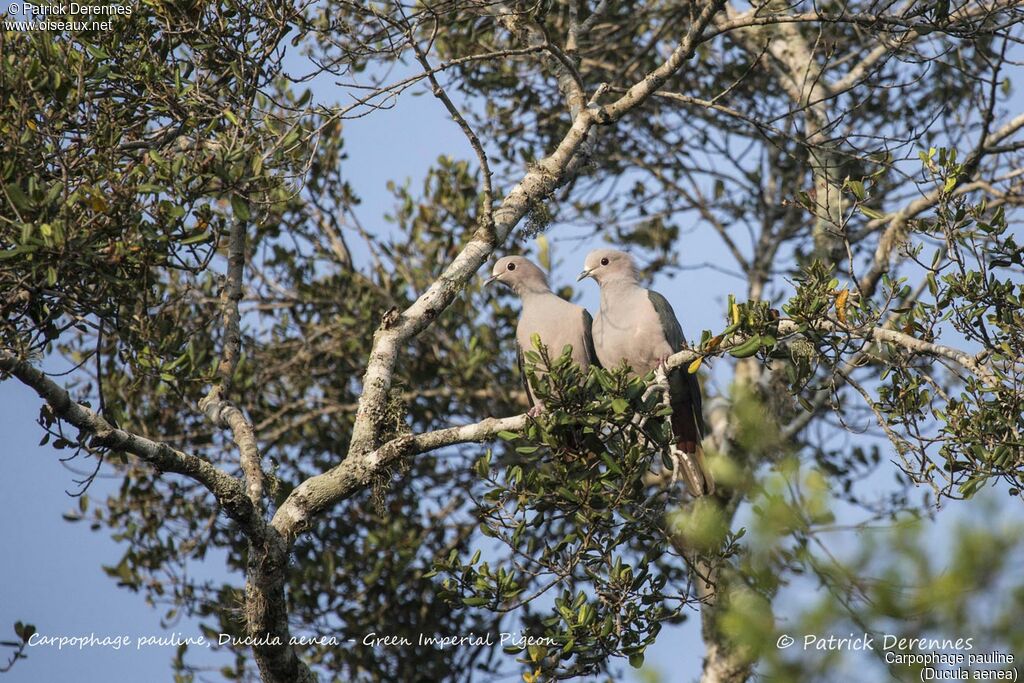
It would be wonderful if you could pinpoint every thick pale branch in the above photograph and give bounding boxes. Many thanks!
[0,351,263,536]
[273,414,528,540]
[596,0,727,124]
[201,399,264,507]
[346,108,595,457]
[708,3,1024,39]
[282,0,726,551]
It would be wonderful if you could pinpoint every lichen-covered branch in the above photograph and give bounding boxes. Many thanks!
[661,319,1000,387]
[200,219,266,508]
[0,351,263,536]
[245,529,317,683]
[273,414,528,541]
[202,399,265,507]
[275,305,999,544]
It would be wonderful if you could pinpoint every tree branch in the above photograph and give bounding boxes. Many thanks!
[491,1,587,118]
[200,219,265,508]
[595,0,727,124]
[659,319,1000,387]
[406,16,494,235]
[275,309,1000,542]
[857,112,1024,296]
[0,351,263,536]
[273,414,527,540]
[717,2,843,254]
[707,3,1024,39]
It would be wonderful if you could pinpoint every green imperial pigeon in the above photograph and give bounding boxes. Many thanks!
[487,255,599,415]
[578,248,714,496]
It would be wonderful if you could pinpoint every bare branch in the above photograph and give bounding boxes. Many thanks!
[707,2,1024,39]
[857,112,1024,296]
[492,1,587,118]
[0,351,263,536]
[660,319,1001,387]
[200,219,266,508]
[405,16,495,236]
[596,0,727,124]
[273,414,528,540]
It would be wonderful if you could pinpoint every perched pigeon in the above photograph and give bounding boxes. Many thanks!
[488,255,599,415]
[578,248,714,496]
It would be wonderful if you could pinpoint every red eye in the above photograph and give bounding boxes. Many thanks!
[600,257,609,266]
[507,263,516,271]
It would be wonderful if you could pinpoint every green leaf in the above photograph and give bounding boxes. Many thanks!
[475,457,490,477]
[86,44,109,60]
[181,231,212,245]
[231,196,251,221]
[5,184,31,211]
[600,452,621,475]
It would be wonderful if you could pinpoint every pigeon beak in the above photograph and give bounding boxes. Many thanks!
[576,269,592,282]
[484,274,499,285]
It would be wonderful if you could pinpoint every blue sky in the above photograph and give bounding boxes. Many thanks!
[0,51,716,681]
[3,18,1023,683]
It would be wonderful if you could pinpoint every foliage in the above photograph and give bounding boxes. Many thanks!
[3,1,1024,682]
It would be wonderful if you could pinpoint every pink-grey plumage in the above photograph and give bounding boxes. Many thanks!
[578,248,714,496]
[488,256,599,411]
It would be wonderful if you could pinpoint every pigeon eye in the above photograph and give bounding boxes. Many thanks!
[600,257,609,266]
[507,262,516,271]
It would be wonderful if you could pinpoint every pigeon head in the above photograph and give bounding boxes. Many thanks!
[487,256,550,294]
[577,249,638,285]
